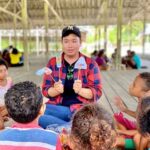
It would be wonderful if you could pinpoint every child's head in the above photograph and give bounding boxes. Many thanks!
[137,96,150,136]
[68,103,116,150]
[129,72,150,98]
[0,59,8,80]
[5,81,43,123]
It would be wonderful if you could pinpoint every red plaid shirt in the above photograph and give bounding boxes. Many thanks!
[42,52,102,110]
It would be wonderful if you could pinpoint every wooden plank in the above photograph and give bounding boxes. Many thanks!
[102,71,137,111]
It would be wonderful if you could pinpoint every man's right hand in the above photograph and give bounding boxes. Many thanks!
[114,96,127,112]
[54,80,64,94]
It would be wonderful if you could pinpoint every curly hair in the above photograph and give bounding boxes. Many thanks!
[5,81,43,123]
[67,103,116,150]
[137,96,150,135]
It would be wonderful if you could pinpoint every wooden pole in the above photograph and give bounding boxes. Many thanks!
[36,27,39,56]
[116,0,123,69]
[13,0,17,47]
[94,26,97,50]
[129,20,132,50]
[21,0,29,70]
[104,0,108,52]
[0,32,2,51]
[98,27,101,50]
[44,1,49,54]
[142,9,146,56]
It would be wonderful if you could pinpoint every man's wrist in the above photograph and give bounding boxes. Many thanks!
[77,88,82,95]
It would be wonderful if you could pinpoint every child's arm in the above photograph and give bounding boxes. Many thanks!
[114,96,136,118]
[139,136,149,150]
[133,133,148,150]
[0,106,8,117]
[123,109,136,118]
[117,129,137,136]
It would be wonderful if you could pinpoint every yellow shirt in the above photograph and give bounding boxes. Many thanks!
[10,53,22,64]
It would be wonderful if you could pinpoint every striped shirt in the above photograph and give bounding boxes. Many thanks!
[0,122,58,150]
[42,52,102,111]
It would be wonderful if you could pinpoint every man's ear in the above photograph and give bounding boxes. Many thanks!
[39,103,46,116]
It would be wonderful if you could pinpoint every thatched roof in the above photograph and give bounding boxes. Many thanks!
[0,0,149,29]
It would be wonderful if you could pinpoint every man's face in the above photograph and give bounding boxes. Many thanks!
[129,76,146,98]
[62,34,81,57]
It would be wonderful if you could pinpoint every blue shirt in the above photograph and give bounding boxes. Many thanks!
[133,54,141,69]
[0,122,58,150]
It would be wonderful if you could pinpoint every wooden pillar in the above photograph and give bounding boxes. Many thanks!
[55,26,59,51]
[94,26,97,50]
[9,33,12,45]
[21,0,29,70]
[129,20,132,50]
[98,27,101,50]
[28,25,32,53]
[116,0,123,69]
[104,0,108,52]
[13,0,17,47]
[44,1,49,54]
[0,32,2,51]
[36,28,39,56]
[142,9,146,56]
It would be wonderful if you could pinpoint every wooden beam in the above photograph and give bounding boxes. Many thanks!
[96,0,106,20]
[43,0,63,24]
[0,6,22,21]
[4,0,12,9]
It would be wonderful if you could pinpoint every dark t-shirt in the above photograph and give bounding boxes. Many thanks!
[62,60,82,107]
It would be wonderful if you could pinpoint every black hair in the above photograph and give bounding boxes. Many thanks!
[98,50,105,57]
[5,81,43,123]
[0,59,8,69]
[137,96,150,135]
[139,72,150,91]
[12,48,19,54]
[9,45,13,49]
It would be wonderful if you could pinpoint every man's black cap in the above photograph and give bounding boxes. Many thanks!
[62,25,81,38]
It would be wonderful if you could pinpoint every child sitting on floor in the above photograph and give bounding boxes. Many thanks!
[114,72,150,149]
[56,103,117,150]
[0,81,58,149]
[134,95,150,150]
[0,59,13,129]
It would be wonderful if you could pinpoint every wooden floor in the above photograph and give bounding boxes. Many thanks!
[8,55,150,117]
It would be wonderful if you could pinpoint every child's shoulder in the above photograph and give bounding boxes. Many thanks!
[6,77,13,87]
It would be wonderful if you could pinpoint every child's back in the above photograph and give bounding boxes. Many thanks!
[0,81,58,150]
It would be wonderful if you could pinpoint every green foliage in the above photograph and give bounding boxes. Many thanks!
[108,21,143,45]
[86,34,95,43]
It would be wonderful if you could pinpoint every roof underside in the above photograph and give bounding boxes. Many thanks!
[0,0,150,29]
